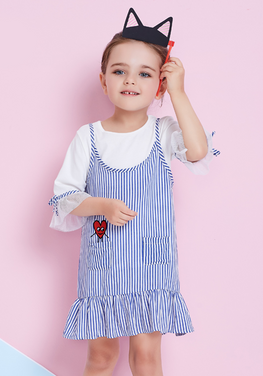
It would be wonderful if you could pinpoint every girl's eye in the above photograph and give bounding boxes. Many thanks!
[113,70,125,75]
[140,72,151,78]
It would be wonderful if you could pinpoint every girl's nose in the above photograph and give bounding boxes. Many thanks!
[124,76,135,85]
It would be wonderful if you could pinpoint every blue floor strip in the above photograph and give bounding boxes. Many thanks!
[0,339,55,376]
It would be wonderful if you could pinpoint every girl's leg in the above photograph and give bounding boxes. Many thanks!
[128,331,163,376]
[83,336,120,376]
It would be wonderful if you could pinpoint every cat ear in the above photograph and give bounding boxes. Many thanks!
[154,17,173,40]
[126,12,139,27]
[157,21,171,37]
[123,8,143,30]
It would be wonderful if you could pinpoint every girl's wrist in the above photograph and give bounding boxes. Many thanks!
[70,197,109,217]
[98,197,110,216]
[169,89,186,101]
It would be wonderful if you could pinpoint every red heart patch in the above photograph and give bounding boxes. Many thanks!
[93,220,107,239]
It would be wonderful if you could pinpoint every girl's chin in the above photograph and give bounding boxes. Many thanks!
[113,105,151,113]
[109,98,156,112]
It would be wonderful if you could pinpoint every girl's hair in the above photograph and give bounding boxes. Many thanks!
[101,32,168,74]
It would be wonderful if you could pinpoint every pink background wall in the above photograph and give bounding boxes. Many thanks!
[1,1,262,375]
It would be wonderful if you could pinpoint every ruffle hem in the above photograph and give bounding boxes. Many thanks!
[63,289,194,340]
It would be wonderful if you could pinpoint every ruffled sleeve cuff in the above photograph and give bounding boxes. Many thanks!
[171,128,220,175]
[48,191,90,232]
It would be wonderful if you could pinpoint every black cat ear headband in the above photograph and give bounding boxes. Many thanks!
[122,8,175,96]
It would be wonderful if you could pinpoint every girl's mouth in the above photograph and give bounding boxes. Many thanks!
[121,91,140,95]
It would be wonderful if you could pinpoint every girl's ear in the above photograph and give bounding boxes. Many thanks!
[155,79,167,100]
[99,72,108,95]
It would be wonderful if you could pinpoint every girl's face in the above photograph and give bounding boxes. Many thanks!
[100,40,163,113]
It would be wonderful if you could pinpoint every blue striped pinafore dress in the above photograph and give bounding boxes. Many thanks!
[63,118,194,339]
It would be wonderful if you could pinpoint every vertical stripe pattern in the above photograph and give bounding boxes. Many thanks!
[63,118,194,339]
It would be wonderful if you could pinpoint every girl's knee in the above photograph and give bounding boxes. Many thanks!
[129,332,162,372]
[129,350,156,366]
[129,351,162,375]
[86,337,120,371]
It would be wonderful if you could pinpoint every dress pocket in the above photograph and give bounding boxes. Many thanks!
[87,239,112,270]
[142,236,170,265]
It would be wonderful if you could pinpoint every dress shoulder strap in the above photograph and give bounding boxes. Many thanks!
[86,123,95,183]
[154,117,161,142]
[154,117,174,185]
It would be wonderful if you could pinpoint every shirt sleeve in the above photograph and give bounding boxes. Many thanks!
[48,127,91,232]
[159,116,217,175]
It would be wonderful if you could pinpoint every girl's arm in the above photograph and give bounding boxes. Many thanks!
[70,197,137,226]
[49,125,137,230]
[159,58,208,162]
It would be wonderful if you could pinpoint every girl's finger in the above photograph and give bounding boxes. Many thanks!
[161,64,179,73]
[119,212,136,221]
[115,219,129,226]
[160,71,174,80]
[119,201,137,215]
[162,60,183,69]
[161,67,174,74]
[168,57,183,67]
[121,207,137,216]
[161,60,183,72]
[115,222,125,226]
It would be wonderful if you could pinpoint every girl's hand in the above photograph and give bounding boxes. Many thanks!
[103,198,137,226]
[160,57,185,96]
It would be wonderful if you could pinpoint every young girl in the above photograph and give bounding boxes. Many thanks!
[49,8,215,376]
